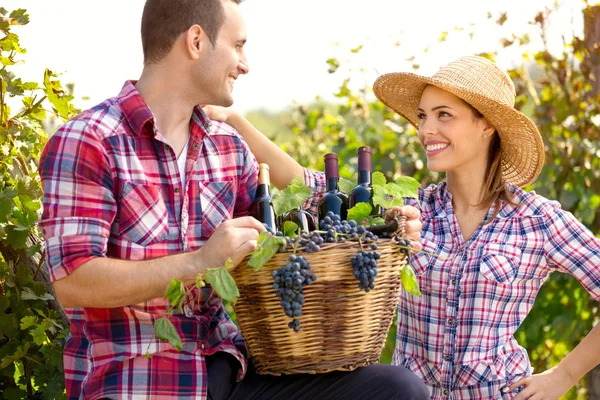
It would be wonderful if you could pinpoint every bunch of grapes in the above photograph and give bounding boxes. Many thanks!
[351,244,381,292]
[272,255,317,332]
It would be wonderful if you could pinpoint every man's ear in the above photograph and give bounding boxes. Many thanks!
[185,24,205,60]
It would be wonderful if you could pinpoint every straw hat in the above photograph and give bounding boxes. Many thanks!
[373,55,545,187]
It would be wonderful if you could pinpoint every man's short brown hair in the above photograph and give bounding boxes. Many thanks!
[141,0,242,65]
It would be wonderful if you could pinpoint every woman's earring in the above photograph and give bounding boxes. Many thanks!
[482,134,488,139]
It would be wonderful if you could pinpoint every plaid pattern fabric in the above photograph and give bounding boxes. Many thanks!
[392,182,600,399]
[39,81,261,399]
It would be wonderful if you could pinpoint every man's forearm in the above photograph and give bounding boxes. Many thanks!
[53,251,201,308]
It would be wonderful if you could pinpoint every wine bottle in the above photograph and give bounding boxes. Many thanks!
[249,163,278,232]
[279,207,316,233]
[318,153,349,221]
[348,146,382,216]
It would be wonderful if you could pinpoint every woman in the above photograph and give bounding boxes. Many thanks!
[204,55,600,399]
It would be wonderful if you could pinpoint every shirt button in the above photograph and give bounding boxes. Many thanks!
[447,318,453,326]
[201,343,205,350]
[203,122,210,129]
[451,279,457,285]
[443,389,449,396]
[445,354,451,361]
[174,187,180,193]
[164,143,169,150]
[193,142,199,150]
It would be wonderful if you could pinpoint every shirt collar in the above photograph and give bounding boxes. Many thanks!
[118,80,213,141]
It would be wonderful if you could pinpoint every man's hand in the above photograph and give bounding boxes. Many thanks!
[196,217,265,271]
[507,367,576,400]
[386,205,422,251]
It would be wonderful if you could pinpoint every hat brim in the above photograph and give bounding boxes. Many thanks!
[373,72,545,187]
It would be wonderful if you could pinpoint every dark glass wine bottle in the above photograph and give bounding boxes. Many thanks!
[318,153,348,221]
[348,146,382,216]
[249,163,278,232]
[279,207,316,233]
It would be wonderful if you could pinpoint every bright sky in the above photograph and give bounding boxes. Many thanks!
[7,0,589,113]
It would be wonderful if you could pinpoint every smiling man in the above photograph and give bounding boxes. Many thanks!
[38,1,429,399]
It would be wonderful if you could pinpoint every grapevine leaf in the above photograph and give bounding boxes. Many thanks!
[372,185,388,210]
[400,265,422,296]
[394,176,420,198]
[272,176,312,216]
[10,9,30,25]
[369,217,386,226]
[30,319,52,345]
[247,231,286,271]
[154,317,183,351]
[0,343,30,369]
[283,221,299,238]
[26,243,42,257]
[338,177,355,195]
[204,263,240,304]
[347,203,372,224]
[372,171,387,187]
[21,287,54,301]
[20,315,37,330]
[3,225,29,248]
[163,279,186,312]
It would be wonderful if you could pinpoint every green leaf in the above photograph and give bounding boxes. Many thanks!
[369,217,386,226]
[20,315,37,330]
[347,203,372,224]
[204,262,240,303]
[30,319,52,345]
[338,177,355,195]
[163,279,186,311]
[2,387,28,400]
[3,225,29,248]
[10,9,30,25]
[21,287,54,301]
[272,176,312,216]
[394,176,420,198]
[372,185,388,210]
[26,243,42,257]
[247,231,286,271]
[400,265,422,296]
[282,221,298,238]
[372,171,387,187]
[154,317,183,351]
[0,343,30,369]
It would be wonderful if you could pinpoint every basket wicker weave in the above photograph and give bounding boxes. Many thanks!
[232,217,408,375]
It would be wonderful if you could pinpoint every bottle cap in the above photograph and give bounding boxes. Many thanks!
[357,146,372,171]
[324,153,339,178]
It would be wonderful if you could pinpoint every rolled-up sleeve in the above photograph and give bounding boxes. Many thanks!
[302,168,326,216]
[542,203,600,301]
[39,119,116,282]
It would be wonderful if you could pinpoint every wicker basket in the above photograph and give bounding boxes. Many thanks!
[232,220,408,376]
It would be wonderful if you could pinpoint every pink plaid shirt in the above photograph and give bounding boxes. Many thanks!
[393,182,600,399]
[40,81,310,399]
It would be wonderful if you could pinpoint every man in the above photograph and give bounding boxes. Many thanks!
[39,1,428,399]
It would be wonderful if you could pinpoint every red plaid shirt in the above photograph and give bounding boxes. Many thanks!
[40,81,274,399]
[393,182,600,399]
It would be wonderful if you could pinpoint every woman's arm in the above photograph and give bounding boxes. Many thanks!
[203,105,304,190]
[509,321,600,399]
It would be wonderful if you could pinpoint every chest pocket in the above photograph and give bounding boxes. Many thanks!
[479,243,522,284]
[198,180,235,238]
[118,182,169,246]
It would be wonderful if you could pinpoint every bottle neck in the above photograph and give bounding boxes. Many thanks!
[326,177,339,192]
[255,183,271,198]
[357,170,371,186]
